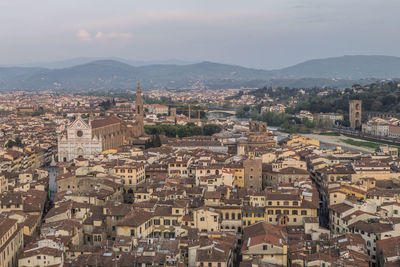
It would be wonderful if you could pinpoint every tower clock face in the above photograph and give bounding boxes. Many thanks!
[77,130,83,137]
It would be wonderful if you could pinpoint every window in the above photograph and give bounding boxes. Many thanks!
[275,210,281,215]
[268,201,272,206]
[200,217,205,221]
[154,219,160,225]
[293,201,298,206]
[277,201,280,206]
[218,263,221,267]
[164,219,170,225]
[263,245,268,250]
[301,210,307,215]
[268,210,273,215]
[283,201,289,206]
[130,230,135,236]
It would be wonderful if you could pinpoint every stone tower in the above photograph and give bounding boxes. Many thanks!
[131,81,144,137]
[136,81,144,121]
[349,100,362,129]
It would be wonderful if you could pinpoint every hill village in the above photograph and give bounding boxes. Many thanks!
[1,86,400,267]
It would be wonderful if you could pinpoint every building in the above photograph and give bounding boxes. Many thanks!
[313,112,344,126]
[376,235,400,267]
[58,82,144,162]
[147,104,169,115]
[349,100,362,129]
[0,216,24,267]
[241,222,288,266]
[244,159,262,191]
[114,164,146,186]
[193,206,220,233]
[57,116,125,162]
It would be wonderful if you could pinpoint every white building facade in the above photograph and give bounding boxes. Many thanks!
[58,118,102,162]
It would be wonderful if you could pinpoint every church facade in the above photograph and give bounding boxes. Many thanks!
[58,82,144,162]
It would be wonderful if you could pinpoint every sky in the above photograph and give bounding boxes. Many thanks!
[1,0,399,69]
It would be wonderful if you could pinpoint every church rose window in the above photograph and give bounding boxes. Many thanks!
[77,130,83,137]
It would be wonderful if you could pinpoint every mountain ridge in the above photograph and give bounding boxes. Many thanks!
[0,55,399,91]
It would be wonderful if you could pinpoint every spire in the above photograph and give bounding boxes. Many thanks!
[133,80,145,136]
[136,81,143,117]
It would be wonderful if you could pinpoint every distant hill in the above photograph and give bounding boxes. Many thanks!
[0,60,272,91]
[0,55,400,91]
[272,55,400,80]
[11,57,198,69]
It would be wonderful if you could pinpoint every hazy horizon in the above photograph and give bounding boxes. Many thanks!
[1,0,399,69]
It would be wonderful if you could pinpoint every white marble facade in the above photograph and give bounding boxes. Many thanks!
[58,117,102,162]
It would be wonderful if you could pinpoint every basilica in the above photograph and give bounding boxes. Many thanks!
[58,83,145,162]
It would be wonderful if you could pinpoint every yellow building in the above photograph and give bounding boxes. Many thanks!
[152,206,182,238]
[284,135,320,147]
[242,222,288,266]
[116,209,153,238]
[18,247,63,267]
[230,164,245,188]
[242,206,266,228]
[193,206,220,233]
[264,193,318,226]
[114,163,146,186]
[261,151,277,164]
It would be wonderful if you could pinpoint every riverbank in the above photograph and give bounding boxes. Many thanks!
[303,134,375,153]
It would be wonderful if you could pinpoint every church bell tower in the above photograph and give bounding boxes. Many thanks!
[133,81,144,136]
[136,82,144,121]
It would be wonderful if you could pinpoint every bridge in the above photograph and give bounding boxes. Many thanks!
[207,110,236,118]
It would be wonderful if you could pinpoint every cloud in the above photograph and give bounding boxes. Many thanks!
[76,29,132,43]
[76,29,92,42]
[95,31,132,41]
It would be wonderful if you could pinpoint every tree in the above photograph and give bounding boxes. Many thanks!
[203,124,221,136]
[6,136,23,148]
[285,107,295,114]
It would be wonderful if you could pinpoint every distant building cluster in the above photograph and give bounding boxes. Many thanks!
[363,116,400,137]
[1,86,400,267]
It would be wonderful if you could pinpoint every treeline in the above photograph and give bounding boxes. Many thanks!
[144,123,221,138]
[236,107,333,134]
[250,86,325,102]
[99,99,116,110]
[296,81,400,113]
